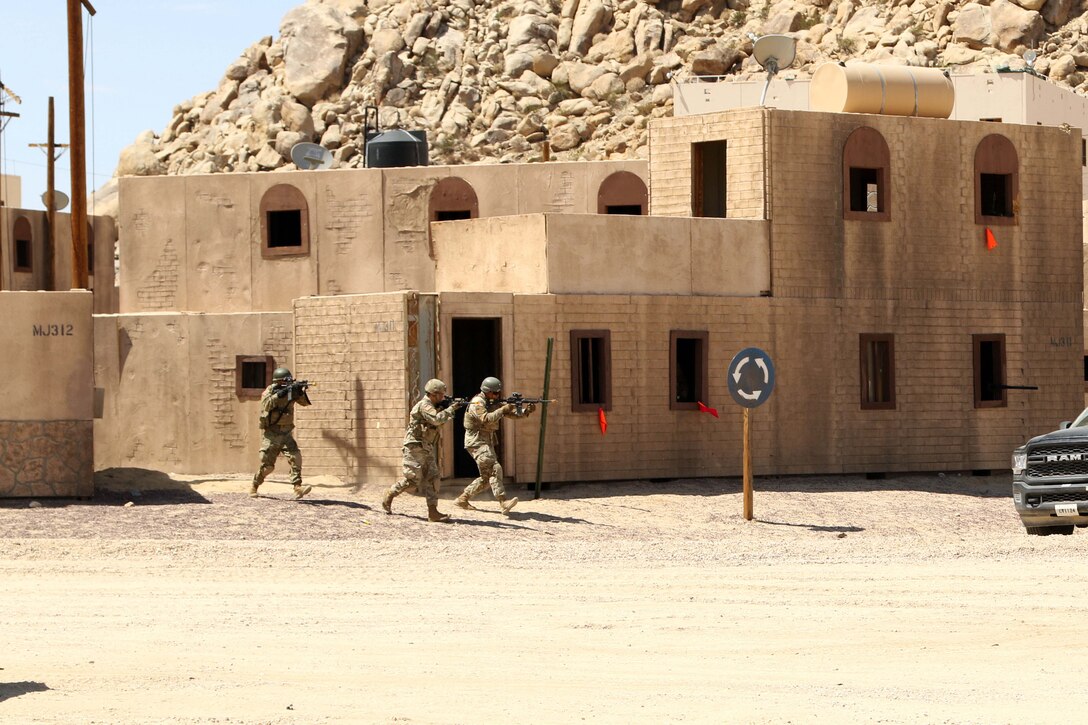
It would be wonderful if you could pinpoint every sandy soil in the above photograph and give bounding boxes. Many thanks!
[1,469,1086,724]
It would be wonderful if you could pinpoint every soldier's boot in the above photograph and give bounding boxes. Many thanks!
[293,484,312,500]
[454,493,477,511]
[427,502,451,523]
[381,489,397,514]
[249,482,261,498]
[497,496,519,515]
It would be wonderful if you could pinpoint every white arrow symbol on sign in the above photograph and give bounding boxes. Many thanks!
[732,356,750,383]
[738,389,762,401]
[755,358,769,383]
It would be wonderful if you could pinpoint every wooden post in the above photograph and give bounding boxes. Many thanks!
[30,98,71,291]
[743,407,753,521]
[67,0,96,289]
[534,337,554,500]
[45,97,57,290]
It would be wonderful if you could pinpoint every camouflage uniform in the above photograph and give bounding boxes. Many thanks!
[388,395,460,506]
[460,392,533,500]
[252,382,311,489]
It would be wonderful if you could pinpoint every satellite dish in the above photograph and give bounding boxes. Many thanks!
[290,142,333,170]
[1024,49,1038,68]
[41,189,70,211]
[752,34,798,106]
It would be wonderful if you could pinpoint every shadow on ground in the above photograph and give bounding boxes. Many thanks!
[519,472,1011,500]
[0,681,50,703]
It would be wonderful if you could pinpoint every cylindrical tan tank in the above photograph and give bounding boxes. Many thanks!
[810,63,954,118]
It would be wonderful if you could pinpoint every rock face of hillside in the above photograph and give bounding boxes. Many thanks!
[101,0,1088,211]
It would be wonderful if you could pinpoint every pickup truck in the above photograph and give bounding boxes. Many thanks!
[1012,407,1088,535]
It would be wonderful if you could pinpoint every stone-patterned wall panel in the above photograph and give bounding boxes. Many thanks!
[0,421,93,498]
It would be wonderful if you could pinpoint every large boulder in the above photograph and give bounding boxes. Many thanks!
[990,0,1044,52]
[280,4,363,106]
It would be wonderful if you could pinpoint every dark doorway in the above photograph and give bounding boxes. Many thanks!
[451,318,502,477]
[692,140,727,218]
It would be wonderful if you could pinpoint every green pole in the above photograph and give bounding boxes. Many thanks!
[534,337,553,500]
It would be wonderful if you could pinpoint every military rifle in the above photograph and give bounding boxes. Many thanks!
[501,392,557,414]
[435,395,468,411]
[274,378,312,402]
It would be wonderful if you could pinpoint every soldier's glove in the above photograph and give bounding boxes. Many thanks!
[525,403,537,413]
[502,403,516,413]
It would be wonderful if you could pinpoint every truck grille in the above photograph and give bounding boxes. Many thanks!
[1026,444,1088,478]
[1039,491,1088,503]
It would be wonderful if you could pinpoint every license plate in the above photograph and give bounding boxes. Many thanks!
[1055,503,1079,516]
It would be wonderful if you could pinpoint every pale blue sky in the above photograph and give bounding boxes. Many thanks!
[1,0,301,211]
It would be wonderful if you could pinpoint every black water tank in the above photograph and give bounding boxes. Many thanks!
[365,129,428,168]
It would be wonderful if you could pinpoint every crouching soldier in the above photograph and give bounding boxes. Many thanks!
[382,379,465,522]
[250,367,312,500]
[455,376,535,515]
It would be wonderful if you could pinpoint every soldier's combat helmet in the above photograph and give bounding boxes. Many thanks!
[480,376,502,393]
[424,379,447,394]
[272,367,293,382]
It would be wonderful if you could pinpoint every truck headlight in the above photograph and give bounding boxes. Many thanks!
[1012,452,1027,475]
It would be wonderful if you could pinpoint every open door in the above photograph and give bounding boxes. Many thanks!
[450,317,502,478]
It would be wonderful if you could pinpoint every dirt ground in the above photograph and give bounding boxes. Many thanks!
[1,468,1086,724]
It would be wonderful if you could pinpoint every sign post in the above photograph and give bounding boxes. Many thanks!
[727,347,776,521]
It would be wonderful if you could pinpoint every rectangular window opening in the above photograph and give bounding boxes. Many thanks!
[605,204,643,215]
[15,239,32,271]
[980,173,1013,217]
[973,335,1007,408]
[671,331,709,410]
[1082,139,1086,167]
[267,209,303,248]
[571,330,612,412]
[236,355,274,399]
[692,140,727,218]
[860,334,895,410]
[435,210,472,221]
[849,167,881,213]
[980,117,1002,123]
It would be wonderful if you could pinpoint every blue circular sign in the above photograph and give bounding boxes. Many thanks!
[727,347,775,409]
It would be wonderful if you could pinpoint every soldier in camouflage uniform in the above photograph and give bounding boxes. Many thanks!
[455,376,535,515]
[250,367,312,500]
[382,378,465,523]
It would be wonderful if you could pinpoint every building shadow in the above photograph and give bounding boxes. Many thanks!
[522,472,1011,501]
[0,471,212,509]
[0,681,50,703]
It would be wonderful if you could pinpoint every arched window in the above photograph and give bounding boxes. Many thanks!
[597,171,648,215]
[429,177,479,223]
[428,177,479,258]
[13,216,33,272]
[260,184,311,258]
[843,127,891,222]
[974,134,1018,226]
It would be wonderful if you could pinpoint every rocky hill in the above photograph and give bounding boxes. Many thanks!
[99,0,1088,214]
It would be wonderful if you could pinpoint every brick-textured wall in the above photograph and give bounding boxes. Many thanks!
[648,108,766,218]
[293,292,419,486]
[506,292,1080,481]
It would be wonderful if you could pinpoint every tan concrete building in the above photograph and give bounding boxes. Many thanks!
[1,206,118,313]
[1,290,95,497]
[88,106,1082,490]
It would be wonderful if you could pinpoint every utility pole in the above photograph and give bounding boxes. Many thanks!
[68,0,96,289]
[0,80,23,291]
[30,97,70,291]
